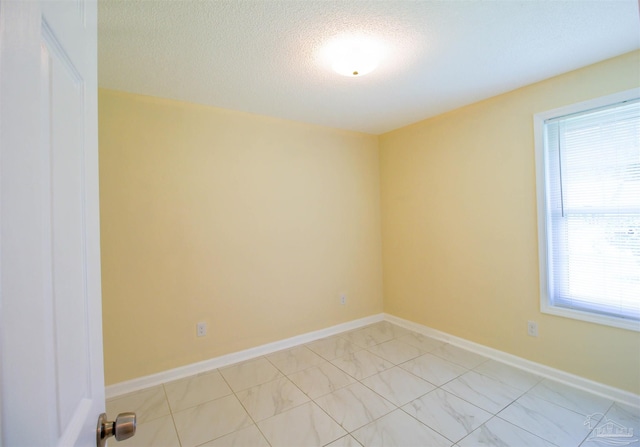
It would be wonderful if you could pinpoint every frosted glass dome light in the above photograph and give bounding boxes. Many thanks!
[323,35,386,77]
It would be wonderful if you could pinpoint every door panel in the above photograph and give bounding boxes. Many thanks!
[43,22,91,435]
[1,0,104,446]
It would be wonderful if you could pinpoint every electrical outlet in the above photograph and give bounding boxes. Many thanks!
[340,294,347,305]
[527,320,538,337]
[197,322,207,337]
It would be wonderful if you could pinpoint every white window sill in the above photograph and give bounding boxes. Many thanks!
[541,301,640,332]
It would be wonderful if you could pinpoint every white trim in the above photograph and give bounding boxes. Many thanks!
[541,303,640,333]
[105,314,383,399]
[533,88,640,333]
[534,88,640,122]
[107,312,639,409]
[384,314,640,409]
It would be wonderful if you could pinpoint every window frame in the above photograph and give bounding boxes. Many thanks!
[534,88,640,332]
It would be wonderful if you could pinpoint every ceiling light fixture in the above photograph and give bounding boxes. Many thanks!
[321,34,387,77]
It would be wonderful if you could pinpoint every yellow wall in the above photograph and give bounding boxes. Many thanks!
[380,50,640,394]
[100,51,640,394]
[99,90,384,384]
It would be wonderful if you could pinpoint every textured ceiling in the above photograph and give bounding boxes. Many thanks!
[98,1,640,135]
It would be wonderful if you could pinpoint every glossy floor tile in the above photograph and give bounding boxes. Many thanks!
[352,409,451,447]
[366,339,422,365]
[580,402,640,447]
[441,370,523,413]
[473,359,542,391]
[399,352,468,386]
[106,385,170,425]
[117,414,181,447]
[266,345,325,375]
[457,416,557,447]
[402,388,492,443]
[527,379,613,416]
[398,331,446,352]
[200,424,270,447]
[306,336,362,361]
[164,369,232,412]
[172,394,253,447]
[331,349,395,380]
[498,393,592,447]
[360,366,435,406]
[288,361,356,399]
[314,382,396,432]
[236,376,309,421]
[106,321,639,447]
[325,435,363,447]
[219,357,283,392]
[257,402,346,447]
[430,343,489,369]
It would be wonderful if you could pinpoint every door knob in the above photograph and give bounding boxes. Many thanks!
[97,412,136,447]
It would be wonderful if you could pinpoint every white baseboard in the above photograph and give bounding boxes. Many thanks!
[105,313,384,399]
[106,312,639,409]
[384,313,640,409]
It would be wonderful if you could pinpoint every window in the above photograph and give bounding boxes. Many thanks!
[534,90,640,331]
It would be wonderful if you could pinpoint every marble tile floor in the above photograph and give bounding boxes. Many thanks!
[107,322,639,447]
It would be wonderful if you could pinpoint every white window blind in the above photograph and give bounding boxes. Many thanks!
[543,98,640,323]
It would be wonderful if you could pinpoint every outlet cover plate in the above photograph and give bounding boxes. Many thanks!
[527,320,538,337]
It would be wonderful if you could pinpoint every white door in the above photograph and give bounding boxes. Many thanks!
[1,0,107,445]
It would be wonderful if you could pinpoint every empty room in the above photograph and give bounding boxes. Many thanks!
[1,0,639,446]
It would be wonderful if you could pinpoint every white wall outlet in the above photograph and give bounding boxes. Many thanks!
[340,294,347,305]
[527,320,538,337]
[196,322,207,337]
